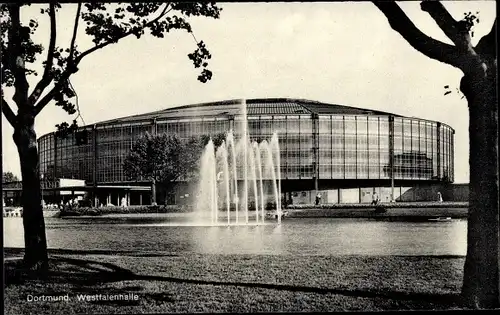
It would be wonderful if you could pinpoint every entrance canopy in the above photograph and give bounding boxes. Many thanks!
[42,185,152,192]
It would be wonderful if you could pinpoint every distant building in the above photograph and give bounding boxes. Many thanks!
[36,98,455,205]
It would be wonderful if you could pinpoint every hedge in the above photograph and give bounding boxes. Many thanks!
[58,205,191,217]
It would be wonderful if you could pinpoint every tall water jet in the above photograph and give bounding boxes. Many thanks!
[210,141,218,224]
[253,142,265,222]
[241,99,249,224]
[271,133,282,222]
[227,132,238,223]
[194,100,282,226]
[248,139,259,223]
[196,139,218,224]
[212,156,218,224]
[261,140,280,223]
[217,142,231,225]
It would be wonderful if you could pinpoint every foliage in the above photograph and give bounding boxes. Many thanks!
[124,132,227,191]
[198,132,226,148]
[1,2,222,135]
[0,2,223,271]
[125,133,186,185]
[2,171,20,183]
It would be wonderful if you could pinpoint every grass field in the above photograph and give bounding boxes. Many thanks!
[4,248,468,314]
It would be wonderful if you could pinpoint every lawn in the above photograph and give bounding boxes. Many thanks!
[4,248,468,314]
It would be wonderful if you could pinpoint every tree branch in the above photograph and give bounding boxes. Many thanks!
[7,4,30,107]
[33,4,82,117]
[373,1,462,69]
[33,79,65,116]
[1,89,17,126]
[74,3,172,65]
[68,3,82,65]
[420,1,471,50]
[28,3,57,106]
[34,3,174,117]
[475,18,497,58]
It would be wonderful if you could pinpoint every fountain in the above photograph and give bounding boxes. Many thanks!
[195,99,282,225]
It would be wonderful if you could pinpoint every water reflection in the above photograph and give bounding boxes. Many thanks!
[191,225,285,255]
[3,215,467,256]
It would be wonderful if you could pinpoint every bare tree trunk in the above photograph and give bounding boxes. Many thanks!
[461,72,499,309]
[13,113,48,273]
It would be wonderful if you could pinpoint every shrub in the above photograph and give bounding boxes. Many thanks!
[265,202,277,210]
[374,206,388,214]
[58,204,194,216]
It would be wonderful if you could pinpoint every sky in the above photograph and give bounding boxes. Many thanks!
[1,1,497,183]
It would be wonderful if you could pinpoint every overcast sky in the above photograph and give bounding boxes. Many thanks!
[2,1,496,183]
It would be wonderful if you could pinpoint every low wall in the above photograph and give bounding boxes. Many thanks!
[287,201,468,209]
[287,207,468,219]
[397,183,469,202]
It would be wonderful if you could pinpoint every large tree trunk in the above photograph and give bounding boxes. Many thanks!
[13,113,48,273]
[461,69,499,309]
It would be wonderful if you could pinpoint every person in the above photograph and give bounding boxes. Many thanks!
[437,191,443,202]
[121,197,127,208]
[371,191,379,205]
[315,192,322,205]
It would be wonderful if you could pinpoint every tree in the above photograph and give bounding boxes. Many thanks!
[3,171,20,183]
[373,1,498,309]
[1,3,222,273]
[199,132,226,148]
[123,133,212,204]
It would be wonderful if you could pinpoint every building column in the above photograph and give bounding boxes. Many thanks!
[53,133,58,180]
[126,192,130,206]
[139,193,143,206]
[92,124,98,207]
[150,118,158,206]
[312,113,319,194]
[389,115,395,202]
[437,122,441,179]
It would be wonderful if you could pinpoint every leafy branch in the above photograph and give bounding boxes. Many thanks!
[1,2,222,138]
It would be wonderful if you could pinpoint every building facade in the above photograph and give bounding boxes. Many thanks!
[37,98,454,205]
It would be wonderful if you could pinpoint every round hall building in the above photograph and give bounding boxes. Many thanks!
[37,98,454,206]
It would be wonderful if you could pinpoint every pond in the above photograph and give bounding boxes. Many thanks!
[3,214,467,256]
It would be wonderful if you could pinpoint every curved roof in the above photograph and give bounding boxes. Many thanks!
[96,98,401,125]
